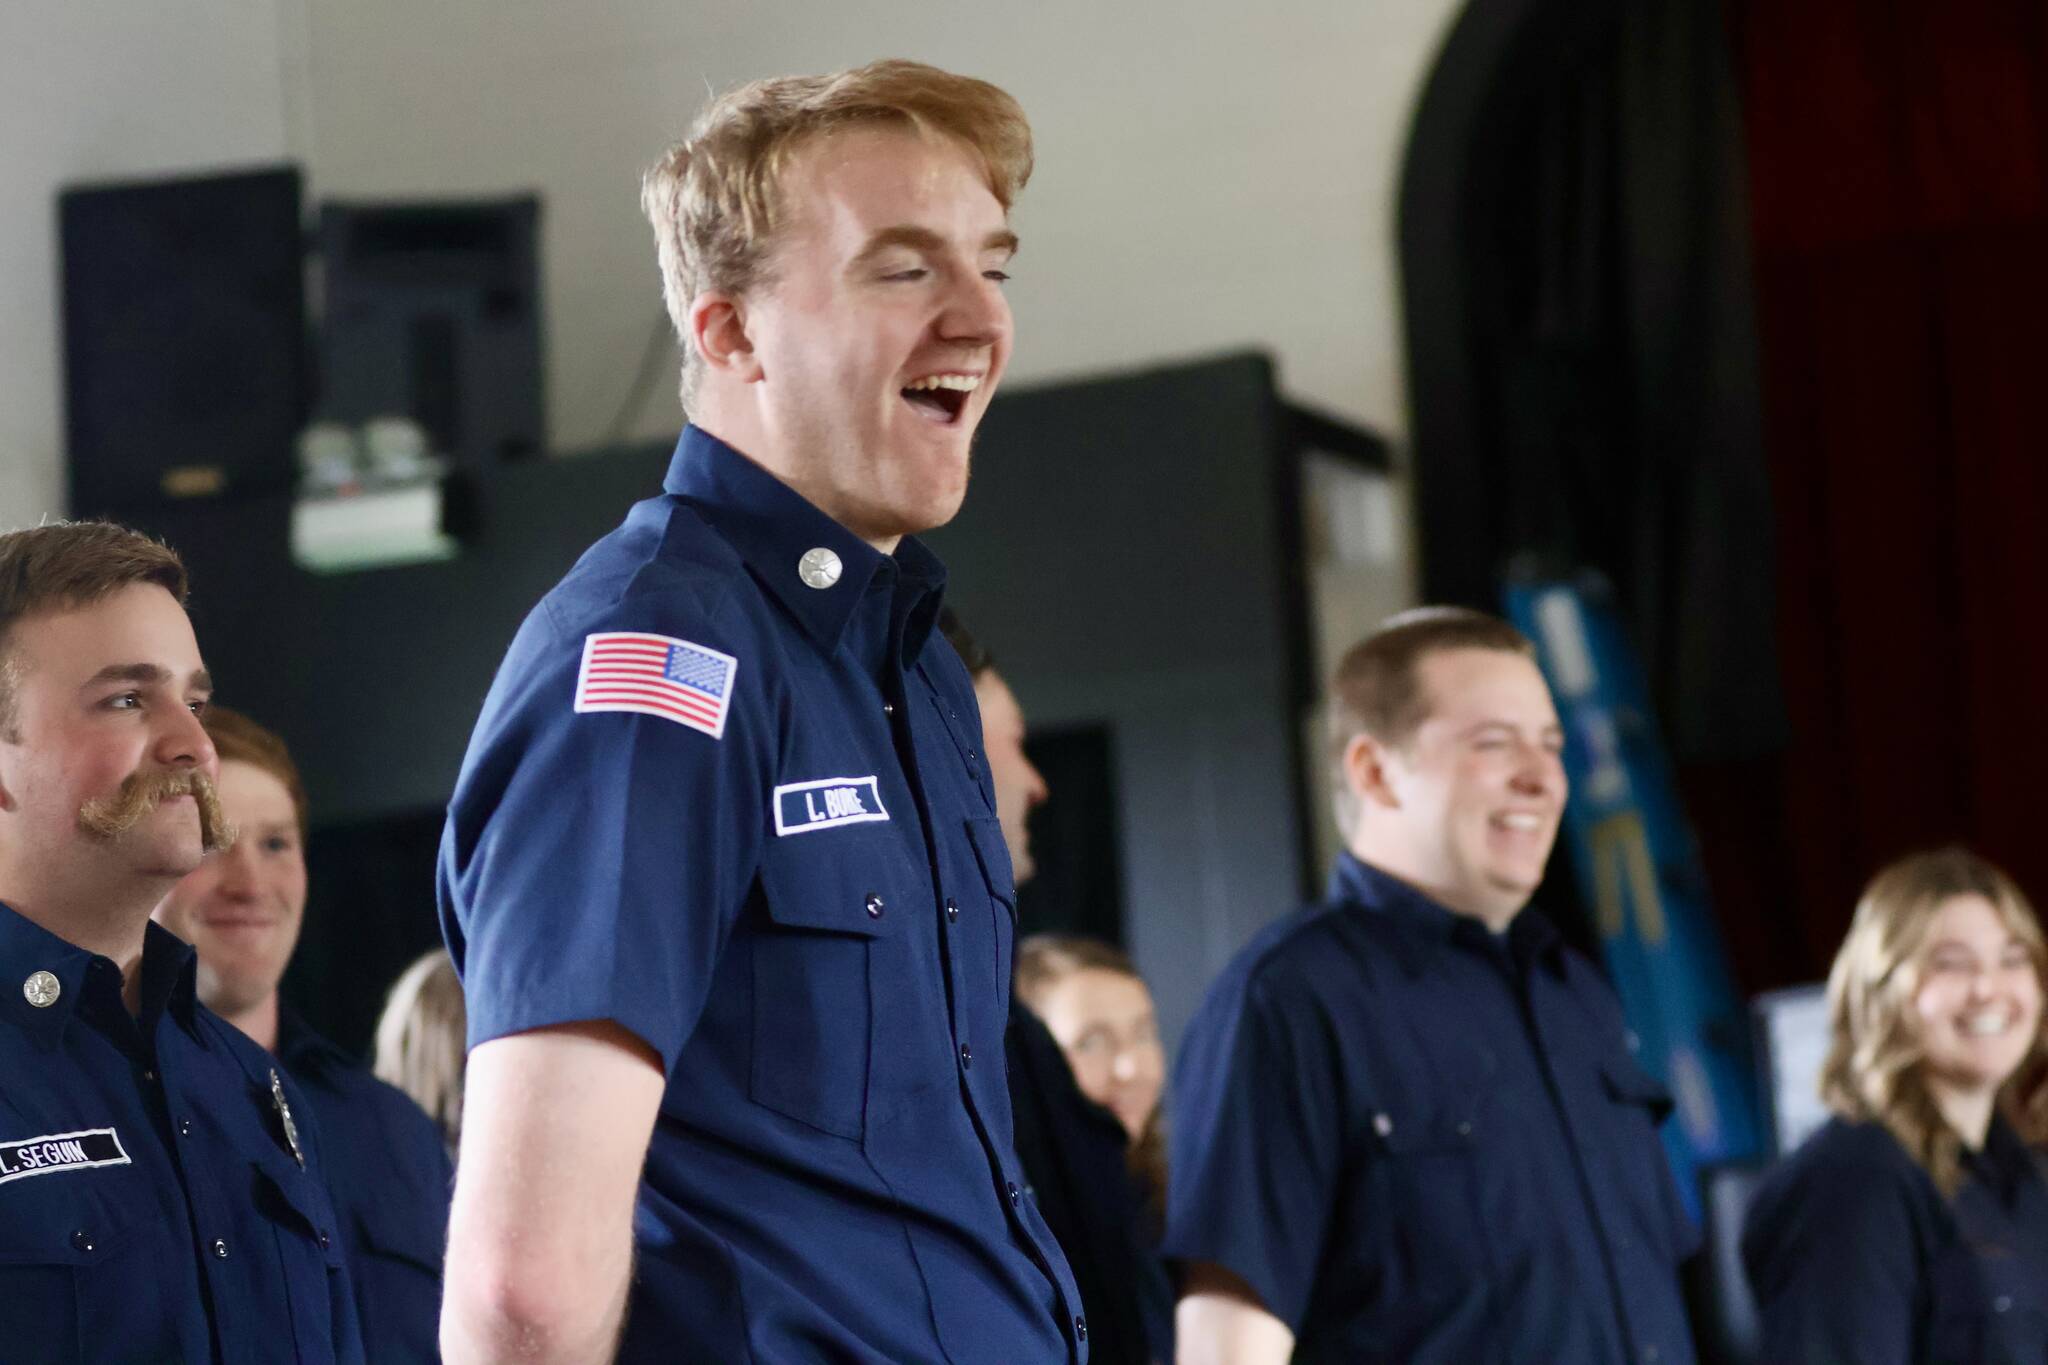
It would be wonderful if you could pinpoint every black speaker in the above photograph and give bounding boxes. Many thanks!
[59,166,306,512]
[316,197,545,471]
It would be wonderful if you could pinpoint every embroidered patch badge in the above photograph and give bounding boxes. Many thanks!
[774,776,890,836]
[573,631,738,739]
[0,1128,130,1186]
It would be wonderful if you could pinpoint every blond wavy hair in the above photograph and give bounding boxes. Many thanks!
[373,949,468,1153]
[1819,846,2048,1193]
[641,58,1033,409]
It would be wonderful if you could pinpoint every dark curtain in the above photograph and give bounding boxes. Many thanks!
[1734,0,2048,971]
[1401,0,1801,986]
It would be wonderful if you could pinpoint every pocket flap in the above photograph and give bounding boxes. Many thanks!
[1600,1055,1676,1122]
[1368,1105,1481,1155]
[353,1197,444,1274]
[758,837,902,938]
[251,1147,348,1268]
[0,1164,162,1266]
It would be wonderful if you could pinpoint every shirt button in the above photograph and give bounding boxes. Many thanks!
[22,970,61,1008]
[318,1230,332,1250]
[70,1229,94,1253]
[1455,1120,1473,1137]
[1007,1181,1020,1206]
[143,1069,157,1083]
[212,1239,229,1259]
[1075,1315,1088,1342]
[882,701,895,715]
[959,1044,973,1070]
[1642,1347,1660,1363]
[1995,1295,2013,1313]
[945,898,960,922]
[178,1118,192,1137]
[864,893,885,919]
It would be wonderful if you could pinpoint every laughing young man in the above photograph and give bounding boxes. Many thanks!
[1167,607,1699,1365]
[438,61,1087,1364]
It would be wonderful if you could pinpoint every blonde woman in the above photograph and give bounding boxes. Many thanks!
[373,948,469,1156]
[1012,935,1174,1365]
[1742,847,2048,1364]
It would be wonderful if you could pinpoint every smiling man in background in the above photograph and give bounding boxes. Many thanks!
[438,60,1087,1364]
[154,705,451,1364]
[1167,606,1699,1365]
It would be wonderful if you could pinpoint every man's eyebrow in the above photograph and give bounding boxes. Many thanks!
[849,225,1019,265]
[81,663,167,690]
[79,663,212,692]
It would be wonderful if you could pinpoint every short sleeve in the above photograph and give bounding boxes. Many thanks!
[1162,961,1346,1331]
[1742,1133,1926,1365]
[439,590,773,1074]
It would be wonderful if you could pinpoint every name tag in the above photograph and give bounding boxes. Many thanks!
[0,1128,130,1186]
[774,776,890,836]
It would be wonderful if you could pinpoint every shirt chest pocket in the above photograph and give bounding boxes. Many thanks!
[0,1159,184,1364]
[1362,1101,1495,1297]
[750,836,908,1140]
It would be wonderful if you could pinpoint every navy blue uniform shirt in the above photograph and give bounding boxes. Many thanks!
[1164,852,1698,1364]
[1744,1115,2048,1364]
[440,425,1087,1364]
[0,903,363,1365]
[279,1007,451,1365]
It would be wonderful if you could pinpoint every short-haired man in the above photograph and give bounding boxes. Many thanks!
[438,61,1087,1363]
[0,521,360,1364]
[1167,607,1698,1364]
[154,705,452,1363]
[940,608,1176,1365]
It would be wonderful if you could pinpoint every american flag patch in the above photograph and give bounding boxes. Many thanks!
[573,631,739,739]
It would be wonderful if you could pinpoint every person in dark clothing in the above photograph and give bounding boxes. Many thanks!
[1166,606,1697,1365]
[1016,935,1175,1362]
[1744,847,2048,1365]
[154,705,451,1363]
[0,521,360,1364]
[942,608,1174,1365]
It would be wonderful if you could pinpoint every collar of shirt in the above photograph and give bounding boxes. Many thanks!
[274,1003,354,1078]
[1964,1113,2041,1206]
[0,901,205,1051]
[1327,850,1567,980]
[662,424,948,666]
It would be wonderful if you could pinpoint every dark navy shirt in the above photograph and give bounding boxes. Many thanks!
[1744,1115,2048,1365]
[279,1008,451,1365]
[440,425,1086,1364]
[0,904,362,1364]
[1164,853,1698,1364]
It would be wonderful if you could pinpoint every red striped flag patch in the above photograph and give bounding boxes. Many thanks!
[572,631,739,739]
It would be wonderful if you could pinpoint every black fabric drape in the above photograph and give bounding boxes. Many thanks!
[1400,0,1799,988]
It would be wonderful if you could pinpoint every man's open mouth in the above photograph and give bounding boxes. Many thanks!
[901,373,980,424]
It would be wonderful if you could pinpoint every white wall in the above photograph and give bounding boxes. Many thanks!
[298,0,1462,449]
[0,1,293,526]
[2,1,1461,520]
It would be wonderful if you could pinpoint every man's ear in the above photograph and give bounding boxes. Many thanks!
[688,291,763,384]
[1343,731,1402,813]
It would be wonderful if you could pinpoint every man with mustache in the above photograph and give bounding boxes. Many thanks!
[1167,607,1699,1365]
[0,521,362,1363]
[439,60,1086,1364]
[154,705,452,1364]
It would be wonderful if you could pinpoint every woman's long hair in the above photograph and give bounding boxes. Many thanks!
[1818,846,2048,1194]
[373,949,469,1155]
[1015,934,1168,1218]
